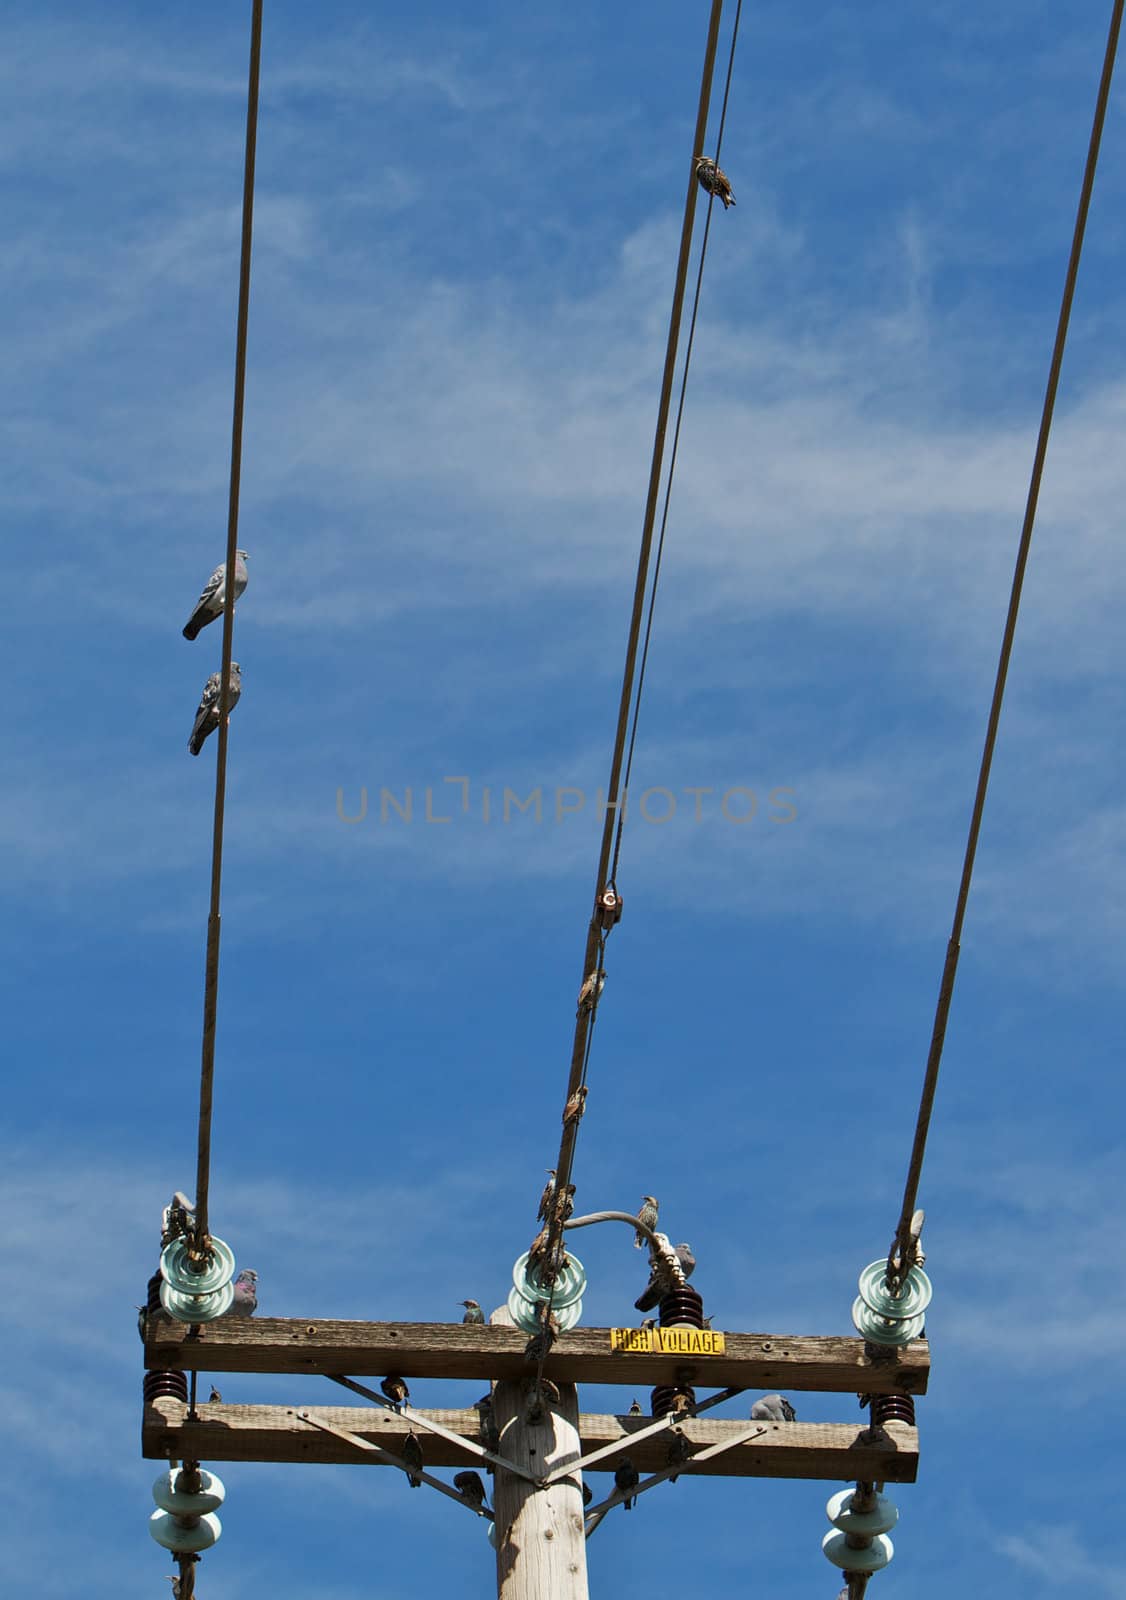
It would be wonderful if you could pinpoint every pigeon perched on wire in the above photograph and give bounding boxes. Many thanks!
[460,1299,485,1325]
[401,1431,424,1487]
[751,1393,797,1422]
[183,551,249,640]
[454,1470,488,1510]
[576,968,606,1017]
[614,1456,639,1509]
[634,1196,658,1247]
[537,1170,556,1223]
[694,155,736,208]
[381,1375,410,1411]
[188,663,242,756]
[635,1242,695,1311]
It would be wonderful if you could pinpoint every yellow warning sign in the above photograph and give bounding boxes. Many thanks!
[610,1327,726,1355]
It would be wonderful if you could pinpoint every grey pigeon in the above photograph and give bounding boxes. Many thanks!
[460,1299,485,1325]
[694,156,736,208]
[402,1431,424,1487]
[188,663,242,756]
[614,1456,639,1510]
[751,1393,796,1422]
[634,1195,658,1248]
[537,1170,556,1223]
[454,1470,488,1509]
[576,968,606,1016]
[223,1268,257,1316]
[381,1375,410,1410]
[635,1242,695,1311]
[183,551,249,640]
[628,1398,642,1416]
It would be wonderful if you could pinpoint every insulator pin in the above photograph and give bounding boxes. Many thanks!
[594,889,624,930]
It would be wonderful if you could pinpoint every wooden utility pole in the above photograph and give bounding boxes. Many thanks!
[492,1379,588,1600]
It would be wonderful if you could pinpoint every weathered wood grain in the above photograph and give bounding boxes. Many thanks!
[142,1399,919,1483]
[144,1316,928,1394]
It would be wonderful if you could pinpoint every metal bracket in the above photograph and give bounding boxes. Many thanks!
[584,1424,770,1533]
[541,1385,746,1485]
[294,1411,490,1517]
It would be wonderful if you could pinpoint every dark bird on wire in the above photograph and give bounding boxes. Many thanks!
[460,1299,485,1325]
[576,968,606,1016]
[402,1431,424,1487]
[628,1399,642,1416]
[694,155,736,209]
[208,1386,223,1404]
[614,1456,640,1510]
[454,1470,488,1510]
[475,1395,501,1454]
[751,1393,797,1422]
[634,1195,659,1247]
[537,1170,556,1223]
[635,1242,695,1311]
[666,1429,692,1482]
[188,663,242,756]
[562,1086,588,1127]
[183,551,249,640]
[381,1375,410,1410]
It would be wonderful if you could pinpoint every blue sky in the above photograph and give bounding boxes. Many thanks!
[4,2,1126,1595]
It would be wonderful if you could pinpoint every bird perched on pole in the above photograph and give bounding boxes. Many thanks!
[614,1457,639,1510]
[460,1299,485,1325]
[475,1394,500,1454]
[454,1470,488,1510]
[381,1375,410,1411]
[223,1268,258,1316]
[666,1430,692,1482]
[208,1386,223,1404]
[628,1399,642,1416]
[694,155,736,208]
[537,1170,556,1223]
[634,1195,659,1247]
[635,1242,695,1311]
[751,1393,797,1422]
[576,968,606,1016]
[183,551,249,640]
[188,663,242,756]
[401,1431,424,1487]
[562,1085,588,1127]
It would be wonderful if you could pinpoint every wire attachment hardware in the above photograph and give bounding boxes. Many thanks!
[851,1259,931,1347]
[508,1250,586,1335]
[159,1236,236,1323]
[594,888,624,931]
[149,1467,225,1554]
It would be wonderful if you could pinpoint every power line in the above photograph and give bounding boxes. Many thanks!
[888,0,1124,1282]
[192,0,264,1258]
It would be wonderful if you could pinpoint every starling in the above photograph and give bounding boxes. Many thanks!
[475,1395,500,1454]
[670,1389,695,1419]
[381,1375,411,1411]
[693,155,736,209]
[208,1386,223,1403]
[454,1470,488,1510]
[188,663,242,756]
[582,1481,593,1508]
[562,1086,588,1127]
[528,1225,552,1270]
[639,1317,656,1331]
[628,1399,642,1416]
[553,1183,576,1224]
[460,1299,485,1325]
[634,1196,658,1248]
[751,1393,797,1422]
[635,1242,695,1310]
[183,551,249,640]
[219,1268,257,1316]
[576,968,606,1016]
[666,1429,692,1482]
[614,1456,639,1509]
[537,1169,557,1223]
[401,1431,424,1487]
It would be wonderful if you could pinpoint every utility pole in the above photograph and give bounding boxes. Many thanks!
[493,1378,588,1600]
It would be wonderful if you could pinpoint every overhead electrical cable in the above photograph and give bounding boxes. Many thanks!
[192,0,264,1262]
[887,0,1123,1286]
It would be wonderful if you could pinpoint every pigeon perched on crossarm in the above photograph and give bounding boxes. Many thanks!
[461,1299,485,1325]
[183,551,249,640]
[454,1470,488,1510]
[227,1268,257,1316]
[634,1195,658,1247]
[614,1456,639,1509]
[381,1375,410,1411]
[188,663,242,755]
[751,1393,796,1422]
[694,155,736,208]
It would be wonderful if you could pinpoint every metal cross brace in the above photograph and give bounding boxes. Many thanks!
[582,1424,769,1535]
[295,1410,491,1518]
[326,1373,541,1487]
[541,1385,747,1485]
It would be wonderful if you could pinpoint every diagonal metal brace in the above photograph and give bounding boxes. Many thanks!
[327,1373,542,1487]
[542,1385,747,1485]
[295,1410,491,1516]
[583,1424,769,1532]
